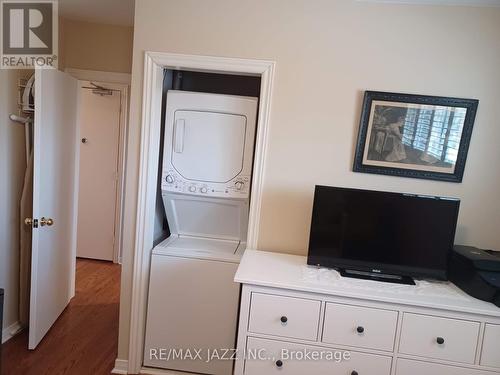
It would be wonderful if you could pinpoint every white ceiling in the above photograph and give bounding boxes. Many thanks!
[59,0,135,27]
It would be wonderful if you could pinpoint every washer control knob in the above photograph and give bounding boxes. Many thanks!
[165,174,174,184]
[188,185,196,193]
[200,187,208,193]
[235,181,244,191]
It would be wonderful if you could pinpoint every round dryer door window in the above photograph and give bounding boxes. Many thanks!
[171,110,247,183]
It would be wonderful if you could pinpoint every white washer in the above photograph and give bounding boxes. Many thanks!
[144,91,258,375]
[144,212,245,374]
[144,196,247,374]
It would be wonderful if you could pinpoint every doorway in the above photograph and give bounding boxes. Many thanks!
[11,69,129,352]
[76,81,126,262]
[125,52,275,374]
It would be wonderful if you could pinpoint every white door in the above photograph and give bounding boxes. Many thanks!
[29,69,78,349]
[76,85,121,261]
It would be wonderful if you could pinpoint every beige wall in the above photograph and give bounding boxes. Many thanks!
[0,70,27,336]
[59,18,134,73]
[117,0,500,360]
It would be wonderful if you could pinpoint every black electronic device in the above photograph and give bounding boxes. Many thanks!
[449,245,500,308]
[307,185,460,284]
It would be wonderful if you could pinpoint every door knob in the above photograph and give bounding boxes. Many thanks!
[81,138,88,144]
[24,218,33,226]
[40,217,54,226]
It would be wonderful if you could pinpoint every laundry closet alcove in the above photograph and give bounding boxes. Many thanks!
[124,52,275,375]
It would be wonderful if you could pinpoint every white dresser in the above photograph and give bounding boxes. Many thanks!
[234,250,500,375]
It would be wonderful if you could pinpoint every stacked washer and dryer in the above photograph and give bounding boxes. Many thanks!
[144,90,258,374]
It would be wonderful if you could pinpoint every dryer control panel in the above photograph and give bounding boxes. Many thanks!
[162,169,251,199]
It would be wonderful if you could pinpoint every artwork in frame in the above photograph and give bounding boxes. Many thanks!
[353,91,478,183]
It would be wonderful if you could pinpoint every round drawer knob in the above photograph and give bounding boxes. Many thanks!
[275,360,283,368]
[356,326,365,334]
[351,371,359,375]
[437,337,445,345]
[280,316,288,324]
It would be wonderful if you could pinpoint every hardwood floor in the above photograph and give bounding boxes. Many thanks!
[2,258,121,375]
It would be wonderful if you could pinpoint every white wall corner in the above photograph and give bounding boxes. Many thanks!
[1,321,24,344]
[112,359,129,374]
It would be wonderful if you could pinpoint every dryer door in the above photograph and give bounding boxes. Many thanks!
[171,110,246,183]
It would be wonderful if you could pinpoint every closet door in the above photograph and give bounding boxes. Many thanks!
[27,69,78,349]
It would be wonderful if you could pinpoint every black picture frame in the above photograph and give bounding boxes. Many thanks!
[353,91,478,183]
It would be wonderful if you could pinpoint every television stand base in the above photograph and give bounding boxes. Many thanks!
[340,269,416,285]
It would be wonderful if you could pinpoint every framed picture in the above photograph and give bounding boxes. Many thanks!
[353,91,478,182]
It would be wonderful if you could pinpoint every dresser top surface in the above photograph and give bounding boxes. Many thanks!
[235,250,500,318]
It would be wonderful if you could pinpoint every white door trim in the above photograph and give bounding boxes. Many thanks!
[126,52,275,373]
[73,78,129,267]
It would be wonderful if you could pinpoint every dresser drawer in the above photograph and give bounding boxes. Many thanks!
[245,336,392,375]
[481,323,500,368]
[322,302,398,351]
[399,313,480,364]
[248,293,321,341]
[396,358,495,375]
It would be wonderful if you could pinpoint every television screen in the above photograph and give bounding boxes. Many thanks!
[307,185,460,280]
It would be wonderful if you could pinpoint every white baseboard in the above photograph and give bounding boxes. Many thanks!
[111,359,201,375]
[140,367,201,375]
[112,359,129,374]
[2,321,24,344]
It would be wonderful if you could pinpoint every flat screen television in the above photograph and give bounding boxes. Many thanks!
[307,185,460,283]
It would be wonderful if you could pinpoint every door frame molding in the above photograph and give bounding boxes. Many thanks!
[65,68,131,85]
[69,68,130,274]
[126,52,275,373]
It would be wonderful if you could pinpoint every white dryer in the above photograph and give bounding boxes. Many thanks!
[144,90,258,375]
[161,90,257,198]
